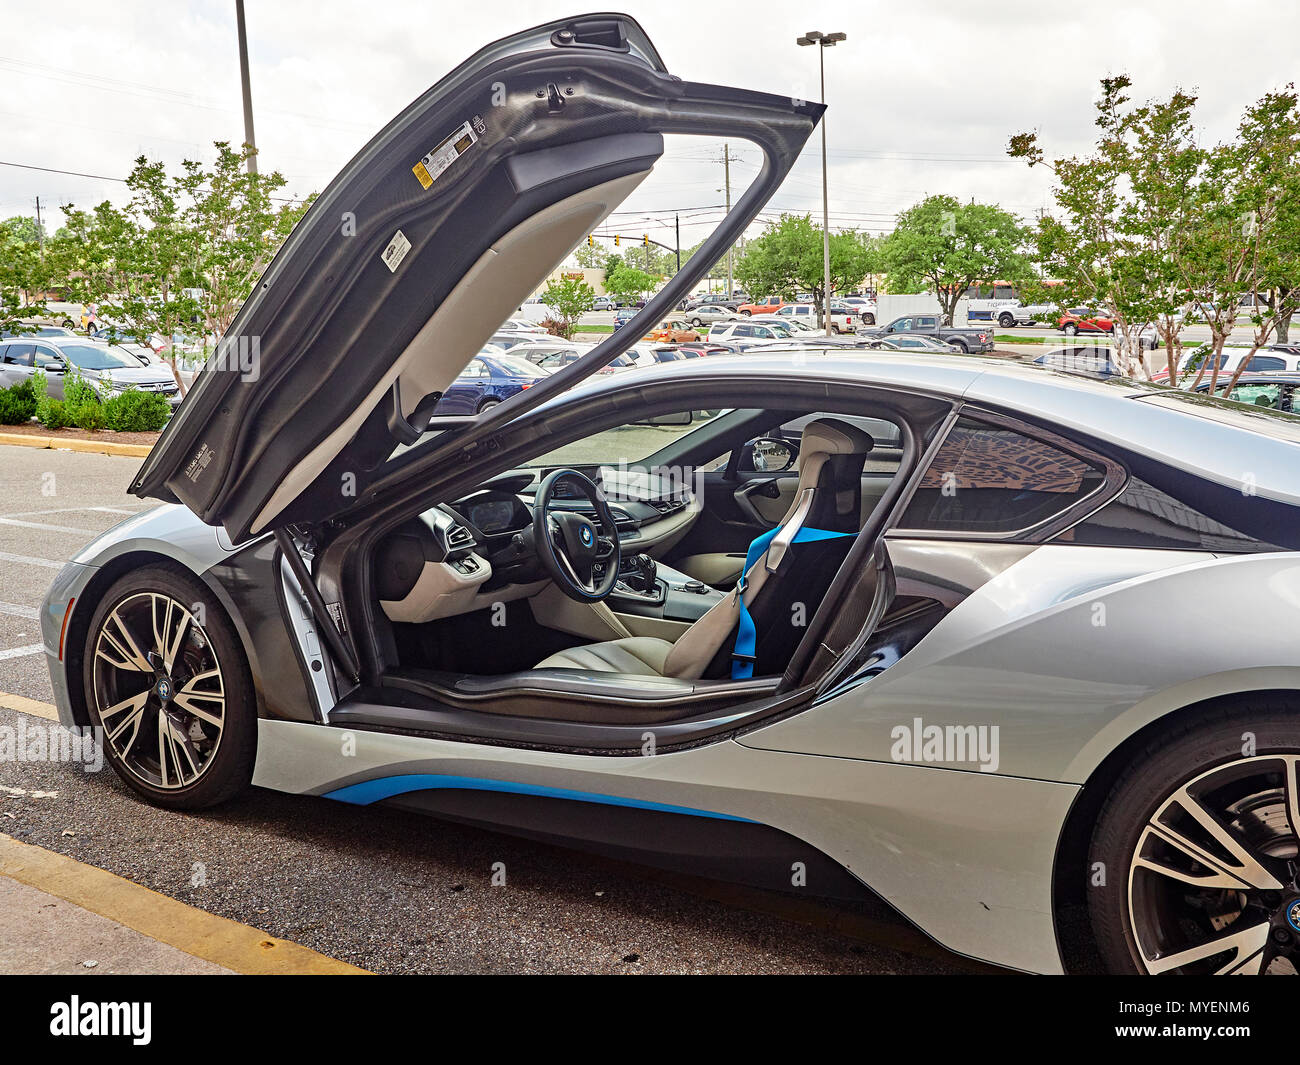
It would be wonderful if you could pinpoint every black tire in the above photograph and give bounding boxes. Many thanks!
[739,309,752,316]
[478,397,501,413]
[1064,323,1078,336]
[82,564,256,810]
[691,317,704,328]
[861,313,875,326]
[1088,701,1300,975]
[950,339,969,353]
[998,312,1016,328]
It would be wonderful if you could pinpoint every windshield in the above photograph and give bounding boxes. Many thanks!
[56,344,140,370]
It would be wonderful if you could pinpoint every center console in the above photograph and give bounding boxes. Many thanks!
[608,553,724,623]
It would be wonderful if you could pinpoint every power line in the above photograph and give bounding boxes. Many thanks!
[0,158,308,204]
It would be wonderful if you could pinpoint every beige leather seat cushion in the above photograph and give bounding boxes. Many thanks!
[535,637,674,676]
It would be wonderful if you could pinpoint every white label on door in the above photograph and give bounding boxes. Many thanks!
[381,229,411,273]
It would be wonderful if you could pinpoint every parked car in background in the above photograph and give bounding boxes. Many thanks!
[737,295,786,316]
[499,317,547,333]
[515,298,557,323]
[1149,347,1300,383]
[838,295,877,325]
[612,309,638,331]
[774,303,857,333]
[1058,308,1114,336]
[861,314,994,353]
[0,336,181,406]
[1188,372,1300,412]
[510,340,591,367]
[1031,345,1125,378]
[590,296,617,312]
[684,295,739,312]
[0,322,78,339]
[643,318,700,343]
[432,352,549,415]
[684,303,739,328]
[707,320,798,346]
[862,334,959,354]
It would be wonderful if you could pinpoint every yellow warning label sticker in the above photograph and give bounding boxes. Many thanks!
[412,161,433,189]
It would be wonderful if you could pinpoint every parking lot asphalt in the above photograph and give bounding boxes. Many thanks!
[0,443,972,975]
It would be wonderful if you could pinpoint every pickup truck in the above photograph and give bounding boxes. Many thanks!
[737,296,787,316]
[861,313,994,353]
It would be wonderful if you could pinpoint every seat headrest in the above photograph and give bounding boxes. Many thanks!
[798,418,874,466]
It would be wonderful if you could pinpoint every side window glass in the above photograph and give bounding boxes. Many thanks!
[899,416,1106,534]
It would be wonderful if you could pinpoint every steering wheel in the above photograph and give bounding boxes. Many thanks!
[532,469,622,603]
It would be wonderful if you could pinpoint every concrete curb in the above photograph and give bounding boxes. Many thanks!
[0,834,370,975]
[0,432,153,458]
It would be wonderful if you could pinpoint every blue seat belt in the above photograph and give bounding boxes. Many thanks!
[731,525,855,679]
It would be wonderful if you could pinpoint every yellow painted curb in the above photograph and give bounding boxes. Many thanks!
[0,691,59,721]
[0,834,370,974]
[0,432,153,458]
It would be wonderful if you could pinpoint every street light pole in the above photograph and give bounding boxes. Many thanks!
[798,30,845,337]
[235,0,258,175]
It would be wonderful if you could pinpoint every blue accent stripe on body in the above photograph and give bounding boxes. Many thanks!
[322,773,757,822]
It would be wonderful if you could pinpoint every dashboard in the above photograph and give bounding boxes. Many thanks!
[374,466,700,623]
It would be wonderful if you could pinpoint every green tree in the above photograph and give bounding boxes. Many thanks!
[539,276,595,339]
[734,214,877,318]
[0,218,47,333]
[1011,78,1205,379]
[878,195,1030,327]
[604,263,656,305]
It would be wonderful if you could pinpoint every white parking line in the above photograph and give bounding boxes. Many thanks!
[0,551,64,570]
[0,602,39,620]
[0,518,96,535]
[2,505,145,518]
[0,644,43,660]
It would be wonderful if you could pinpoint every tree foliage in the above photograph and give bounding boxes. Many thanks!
[733,214,877,314]
[878,195,1031,326]
[539,276,595,339]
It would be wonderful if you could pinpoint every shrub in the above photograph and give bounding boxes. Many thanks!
[70,400,106,431]
[102,389,171,432]
[35,396,71,430]
[0,380,38,424]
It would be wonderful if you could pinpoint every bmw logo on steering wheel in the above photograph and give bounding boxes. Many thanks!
[579,525,594,547]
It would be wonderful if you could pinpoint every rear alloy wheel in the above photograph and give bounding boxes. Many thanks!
[1089,706,1300,975]
[861,313,875,326]
[1064,323,1078,336]
[691,317,703,328]
[83,565,256,809]
[998,312,1015,328]
[478,397,501,413]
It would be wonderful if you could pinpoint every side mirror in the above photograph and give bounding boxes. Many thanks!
[746,437,796,473]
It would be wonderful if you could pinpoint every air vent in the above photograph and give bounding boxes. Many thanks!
[447,524,473,548]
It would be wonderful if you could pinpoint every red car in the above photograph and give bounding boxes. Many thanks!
[1058,307,1115,335]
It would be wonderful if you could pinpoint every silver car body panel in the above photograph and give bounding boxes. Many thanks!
[252,717,1077,973]
[41,352,1300,973]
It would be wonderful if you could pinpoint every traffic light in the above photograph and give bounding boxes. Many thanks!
[643,234,649,247]
[587,235,594,246]
[614,235,620,246]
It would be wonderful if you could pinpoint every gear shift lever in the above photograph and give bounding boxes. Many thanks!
[622,553,657,594]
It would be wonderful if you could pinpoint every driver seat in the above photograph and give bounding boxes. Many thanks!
[534,418,873,679]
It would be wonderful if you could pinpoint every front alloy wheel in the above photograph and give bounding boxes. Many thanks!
[84,565,256,808]
[1090,705,1300,974]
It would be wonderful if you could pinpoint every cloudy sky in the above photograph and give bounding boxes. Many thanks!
[3,0,1298,254]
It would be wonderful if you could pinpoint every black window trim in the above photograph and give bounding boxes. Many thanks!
[884,403,1128,544]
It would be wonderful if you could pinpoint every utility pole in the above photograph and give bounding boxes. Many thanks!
[235,0,258,175]
[675,212,681,274]
[34,196,43,253]
[723,144,732,300]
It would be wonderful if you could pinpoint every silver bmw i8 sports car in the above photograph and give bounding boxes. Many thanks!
[40,14,1300,976]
